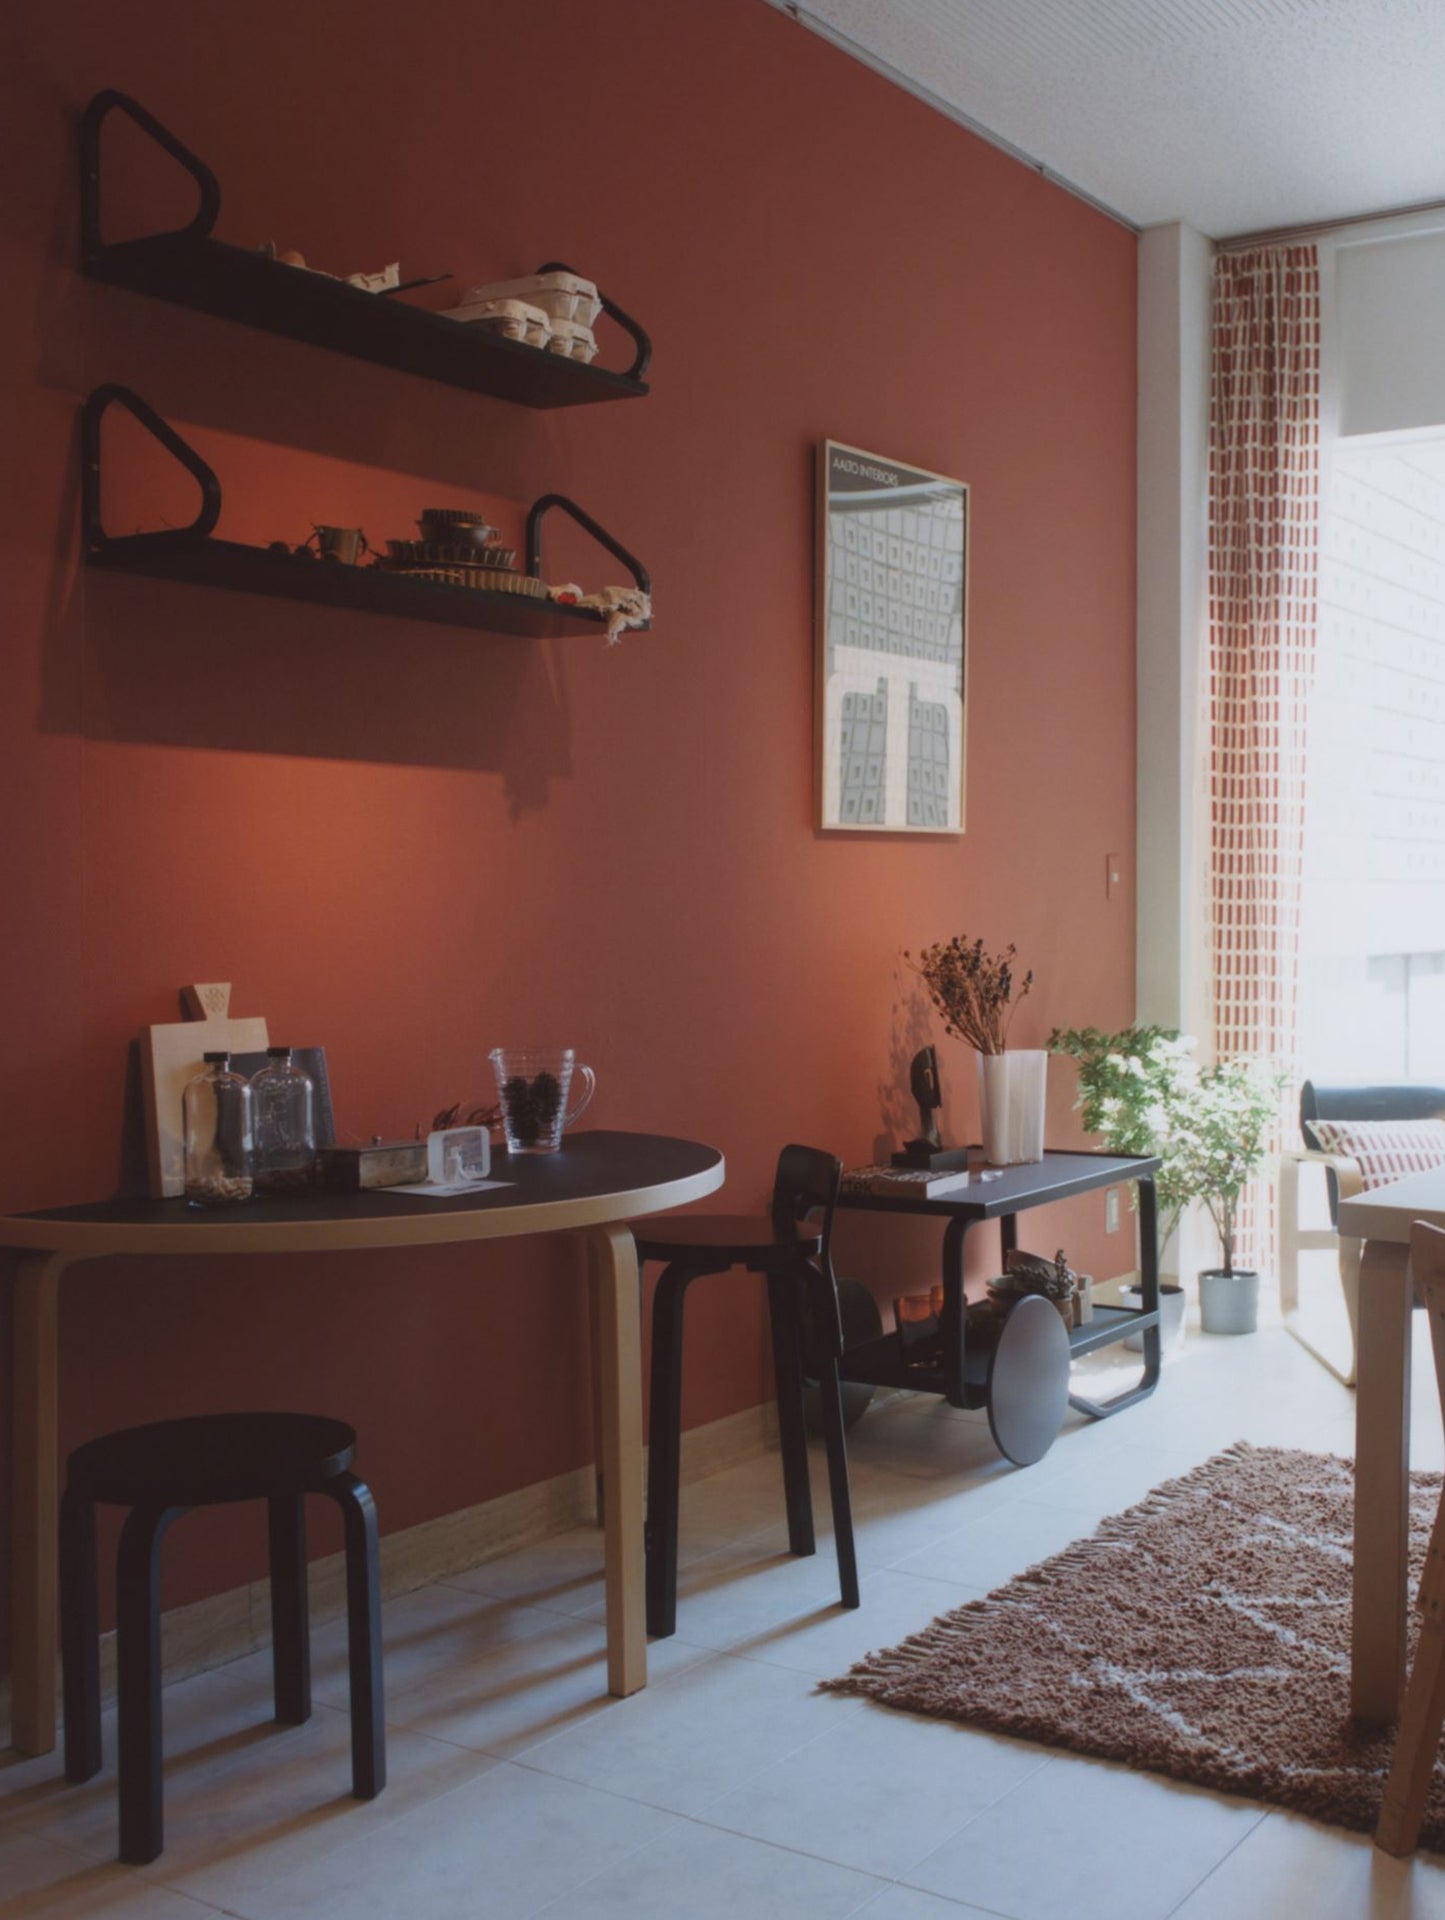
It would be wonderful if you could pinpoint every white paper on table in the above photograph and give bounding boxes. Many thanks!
[388,1179,514,1198]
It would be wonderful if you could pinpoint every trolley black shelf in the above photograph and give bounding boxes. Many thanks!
[839,1303,1155,1404]
[837,1150,1164,1463]
[80,92,652,410]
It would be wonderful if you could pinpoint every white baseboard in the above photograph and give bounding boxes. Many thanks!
[2,1399,779,1732]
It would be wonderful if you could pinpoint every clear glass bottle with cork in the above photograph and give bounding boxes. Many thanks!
[250,1046,317,1194]
[183,1053,255,1206]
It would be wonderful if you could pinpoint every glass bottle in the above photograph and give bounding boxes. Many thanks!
[250,1046,317,1195]
[183,1052,254,1206]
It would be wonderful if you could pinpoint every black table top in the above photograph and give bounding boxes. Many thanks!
[0,1131,725,1257]
[838,1149,1160,1220]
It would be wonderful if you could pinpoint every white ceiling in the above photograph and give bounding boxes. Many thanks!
[770,0,1445,239]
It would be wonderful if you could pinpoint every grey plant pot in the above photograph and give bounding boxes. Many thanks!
[1199,1268,1259,1335]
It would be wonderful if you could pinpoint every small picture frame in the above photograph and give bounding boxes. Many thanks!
[815,440,969,833]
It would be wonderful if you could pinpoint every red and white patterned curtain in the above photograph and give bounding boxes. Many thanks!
[1207,244,1322,1269]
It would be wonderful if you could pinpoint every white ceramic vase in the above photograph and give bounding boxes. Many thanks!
[976,1048,1047,1165]
[1122,1280,1187,1357]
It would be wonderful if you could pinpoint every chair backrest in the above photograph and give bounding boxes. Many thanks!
[771,1145,844,1354]
[1301,1082,1445,1226]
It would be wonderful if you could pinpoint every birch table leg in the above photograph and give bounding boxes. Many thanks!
[1352,1238,1413,1723]
[586,1222,646,1697]
[11,1251,69,1756]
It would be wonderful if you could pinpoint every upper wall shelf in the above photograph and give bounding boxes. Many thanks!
[80,92,652,410]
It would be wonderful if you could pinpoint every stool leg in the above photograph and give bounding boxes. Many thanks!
[328,1472,384,1800]
[646,1262,700,1639]
[268,1494,311,1726]
[116,1504,183,1866]
[815,1356,861,1610]
[60,1486,101,1782]
[766,1271,815,1559]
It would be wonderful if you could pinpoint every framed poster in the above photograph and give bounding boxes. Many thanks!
[815,440,968,832]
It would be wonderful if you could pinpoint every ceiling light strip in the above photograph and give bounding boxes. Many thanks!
[763,0,1139,235]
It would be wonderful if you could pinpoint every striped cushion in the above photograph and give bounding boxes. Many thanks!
[1308,1118,1445,1192]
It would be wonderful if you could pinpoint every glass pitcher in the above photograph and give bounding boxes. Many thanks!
[488,1047,595,1154]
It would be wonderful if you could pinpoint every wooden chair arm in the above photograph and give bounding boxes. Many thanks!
[1281,1148,1365,1204]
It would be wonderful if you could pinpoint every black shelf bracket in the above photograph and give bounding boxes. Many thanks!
[536,259,652,384]
[525,494,651,597]
[81,384,222,555]
[80,89,221,266]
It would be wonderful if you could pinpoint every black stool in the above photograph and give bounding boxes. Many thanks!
[636,1144,860,1639]
[61,1411,384,1864]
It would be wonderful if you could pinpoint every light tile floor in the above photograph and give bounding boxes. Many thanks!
[6,1314,1445,1918]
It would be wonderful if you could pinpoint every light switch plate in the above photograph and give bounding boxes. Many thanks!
[1106,851,1123,899]
[1106,1187,1121,1233]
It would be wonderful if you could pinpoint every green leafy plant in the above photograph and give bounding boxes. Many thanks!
[1049,1025,1195,1245]
[1168,1058,1283,1276]
[1049,1026,1282,1273]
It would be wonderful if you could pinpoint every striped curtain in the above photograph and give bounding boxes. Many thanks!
[1207,244,1322,1270]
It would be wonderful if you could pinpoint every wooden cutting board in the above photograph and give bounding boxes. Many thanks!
[141,983,269,1198]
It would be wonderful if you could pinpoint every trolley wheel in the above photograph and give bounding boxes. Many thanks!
[985,1294,1070,1466]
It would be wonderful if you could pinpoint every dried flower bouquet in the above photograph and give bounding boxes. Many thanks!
[909,936,1034,1056]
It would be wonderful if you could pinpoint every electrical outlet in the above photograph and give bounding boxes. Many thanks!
[1105,1187,1121,1233]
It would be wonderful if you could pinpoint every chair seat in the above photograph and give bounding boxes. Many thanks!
[67,1412,356,1508]
[634,1214,822,1269]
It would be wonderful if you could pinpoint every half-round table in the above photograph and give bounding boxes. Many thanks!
[1,1130,724,1756]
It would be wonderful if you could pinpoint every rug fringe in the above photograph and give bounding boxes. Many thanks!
[823,1440,1283,1694]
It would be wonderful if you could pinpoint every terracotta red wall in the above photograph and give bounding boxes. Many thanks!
[0,0,1137,1657]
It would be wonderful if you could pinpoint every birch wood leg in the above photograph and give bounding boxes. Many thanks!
[586,1221,646,1697]
[11,1251,70,1755]
[1352,1237,1414,1723]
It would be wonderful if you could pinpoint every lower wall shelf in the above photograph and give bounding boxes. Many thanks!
[86,536,636,639]
[81,384,652,643]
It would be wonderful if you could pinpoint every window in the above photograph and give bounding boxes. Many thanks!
[1297,440,1445,1080]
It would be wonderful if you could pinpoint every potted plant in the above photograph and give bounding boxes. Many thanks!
[1049,1024,1195,1351]
[1169,1057,1283,1334]
[910,936,1042,1164]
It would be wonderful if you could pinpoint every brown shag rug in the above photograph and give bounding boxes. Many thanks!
[826,1443,1445,1846]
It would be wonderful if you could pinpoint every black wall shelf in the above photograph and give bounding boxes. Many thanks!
[85,235,650,409]
[86,537,628,639]
[81,385,651,643]
[81,91,652,410]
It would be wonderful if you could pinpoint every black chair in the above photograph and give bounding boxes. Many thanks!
[636,1144,860,1639]
[61,1411,384,1864]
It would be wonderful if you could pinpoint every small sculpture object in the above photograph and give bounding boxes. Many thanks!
[988,1248,1080,1327]
[908,1045,943,1153]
